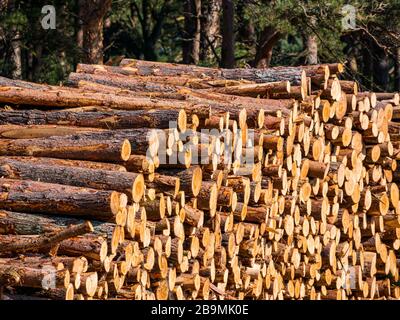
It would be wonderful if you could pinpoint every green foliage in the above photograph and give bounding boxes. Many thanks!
[0,0,398,90]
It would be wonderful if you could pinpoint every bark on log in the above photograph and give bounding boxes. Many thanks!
[0,109,187,131]
[0,136,131,162]
[0,264,70,289]
[0,179,124,221]
[119,59,335,86]
[0,124,105,139]
[0,156,127,172]
[0,158,144,202]
[0,221,93,254]
[0,210,117,239]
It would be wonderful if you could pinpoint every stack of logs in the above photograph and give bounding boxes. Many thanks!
[0,59,399,300]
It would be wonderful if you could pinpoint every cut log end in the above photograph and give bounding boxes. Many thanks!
[192,167,203,197]
[121,140,132,161]
[178,109,187,133]
[132,174,145,203]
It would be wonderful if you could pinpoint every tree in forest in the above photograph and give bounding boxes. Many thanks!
[78,0,112,64]
[220,0,235,68]
[253,26,281,68]
[396,46,400,91]
[182,0,201,64]
[200,0,222,64]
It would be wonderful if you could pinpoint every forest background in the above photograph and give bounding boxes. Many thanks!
[0,0,399,92]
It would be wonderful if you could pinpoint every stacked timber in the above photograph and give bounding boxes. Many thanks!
[0,59,399,300]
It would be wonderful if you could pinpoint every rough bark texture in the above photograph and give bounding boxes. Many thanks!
[0,124,105,139]
[68,72,178,93]
[11,30,22,79]
[119,59,332,85]
[0,109,184,130]
[0,221,93,254]
[0,135,131,162]
[0,156,126,172]
[200,0,221,61]
[0,158,144,201]
[183,0,201,65]
[79,0,112,64]
[0,264,69,289]
[0,178,122,221]
[0,210,116,238]
[254,26,281,69]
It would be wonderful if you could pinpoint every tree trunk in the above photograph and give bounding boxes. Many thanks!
[373,48,390,92]
[77,0,84,49]
[11,30,22,79]
[395,47,400,92]
[183,0,201,64]
[236,0,255,47]
[79,0,112,64]
[253,26,280,69]
[200,0,221,62]
[220,0,235,68]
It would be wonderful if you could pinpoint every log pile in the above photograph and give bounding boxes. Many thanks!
[0,59,399,300]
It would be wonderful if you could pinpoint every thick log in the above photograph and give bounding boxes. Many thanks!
[0,211,117,241]
[0,109,187,131]
[0,124,105,139]
[68,72,178,93]
[57,235,108,262]
[0,76,49,90]
[0,179,124,221]
[207,81,291,98]
[0,158,144,202]
[0,86,211,119]
[119,59,333,87]
[0,264,70,289]
[0,156,126,172]
[0,136,131,162]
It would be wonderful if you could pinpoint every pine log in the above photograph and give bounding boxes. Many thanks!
[119,59,333,87]
[0,158,144,202]
[0,179,124,221]
[0,124,105,139]
[0,136,131,162]
[207,81,291,98]
[57,235,108,262]
[0,156,126,172]
[0,109,187,131]
[0,264,70,289]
